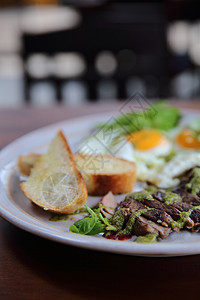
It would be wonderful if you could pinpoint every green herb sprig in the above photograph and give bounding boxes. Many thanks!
[69,205,117,235]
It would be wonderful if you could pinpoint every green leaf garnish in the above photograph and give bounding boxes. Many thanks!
[87,221,106,235]
[69,224,80,233]
[69,205,116,236]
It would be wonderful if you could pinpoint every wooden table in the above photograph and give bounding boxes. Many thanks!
[1,101,200,300]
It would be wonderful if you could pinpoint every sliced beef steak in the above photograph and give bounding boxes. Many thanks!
[118,198,173,227]
[143,209,173,227]
[190,209,200,232]
[133,216,171,239]
[170,201,193,212]
[138,197,181,221]
[118,198,146,216]
[173,188,200,206]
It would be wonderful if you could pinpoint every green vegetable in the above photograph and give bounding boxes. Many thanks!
[185,168,200,196]
[98,101,181,134]
[87,221,106,235]
[164,192,182,205]
[135,233,158,243]
[69,205,117,236]
[69,224,79,233]
[70,216,97,235]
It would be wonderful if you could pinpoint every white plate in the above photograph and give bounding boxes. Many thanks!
[1,110,200,257]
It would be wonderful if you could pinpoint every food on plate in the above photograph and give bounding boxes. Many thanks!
[20,130,87,214]
[74,154,136,195]
[176,118,200,150]
[100,191,118,218]
[151,152,200,188]
[70,167,200,242]
[78,102,200,189]
[17,102,200,244]
[78,102,181,186]
[18,153,137,196]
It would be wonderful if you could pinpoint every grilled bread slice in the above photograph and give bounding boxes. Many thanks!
[20,131,87,214]
[74,154,136,195]
[19,152,136,196]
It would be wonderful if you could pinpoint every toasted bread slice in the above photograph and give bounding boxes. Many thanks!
[18,152,137,196]
[74,154,137,196]
[20,131,87,214]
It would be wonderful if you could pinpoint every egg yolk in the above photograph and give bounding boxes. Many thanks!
[176,129,200,149]
[127,129,166,151]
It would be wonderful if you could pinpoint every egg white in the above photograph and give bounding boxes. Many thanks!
[152,152,200,188]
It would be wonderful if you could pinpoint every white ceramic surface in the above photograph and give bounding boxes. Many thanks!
[1,110,200,257]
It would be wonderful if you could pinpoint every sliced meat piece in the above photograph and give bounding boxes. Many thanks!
[117,198,146,216]
[170,201,193,212]
[178,168,193,186]
[192,225,200,232]
[100,191,117,218]
[133,217,158,237]
[190,209,200,232]
[143,209,173,227]
[173,188,200,206]
[139,197,194,230]
[152,191,165,202]
[133,216,171,239]
[139,198,181,221]
[184,217,194,230]
[118,198,172,227]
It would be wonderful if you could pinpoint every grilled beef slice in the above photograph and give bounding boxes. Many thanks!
[125,193,196,231]
[189,209,200,232]
[142,197,195,230]
[143,209,173,227]
[152,191,165,202]
[133,216,171,239]
[118,198,146,217]
[118,167,200,239]
[118,198,173,227]
[138,197,181,220]
[173,188,200,206]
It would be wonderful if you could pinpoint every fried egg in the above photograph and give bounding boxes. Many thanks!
[176,128,200,150]
[126,129,172,156]
[152,152,200,188]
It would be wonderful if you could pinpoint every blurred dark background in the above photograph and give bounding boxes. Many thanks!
[0,0,199,108]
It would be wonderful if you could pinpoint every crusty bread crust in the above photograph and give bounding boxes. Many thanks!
[20,131,88,214]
